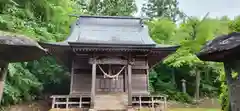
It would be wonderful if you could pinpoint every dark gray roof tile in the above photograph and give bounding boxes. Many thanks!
[66,16,156,45]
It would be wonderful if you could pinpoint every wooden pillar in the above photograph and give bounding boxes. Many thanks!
[123,69,127,92]
[91,58,97,108]
[127,59,132,106]
[224,62,234,111]
[146,68,150,93]
[70,60,74,94]
[146,58,150,93]
[51,97,56,108]
[0,63,8,101]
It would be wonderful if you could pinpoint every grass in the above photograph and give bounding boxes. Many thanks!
[169,108,220,111]
[138,108,220,111]
[49,108,221,111]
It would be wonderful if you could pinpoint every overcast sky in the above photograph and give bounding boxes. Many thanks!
[135,0,240,19]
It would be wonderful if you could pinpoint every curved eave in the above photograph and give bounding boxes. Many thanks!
[148,45,180,68]
[39,42,70,49]
[0,35,47,63]
[39,41,179,69]
[70,42,180,52]
[197,45,240,62]
[69,42,156,48]
[151,45,180,52]
[196,32,240,62]
[39,42,73,69]
[39,41,179,54]
[79,15,142,20]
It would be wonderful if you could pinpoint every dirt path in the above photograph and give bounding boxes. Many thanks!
[168,98,220,108]
[5,100,50,111]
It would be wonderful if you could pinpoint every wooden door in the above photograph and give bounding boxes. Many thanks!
[96,75,124,92]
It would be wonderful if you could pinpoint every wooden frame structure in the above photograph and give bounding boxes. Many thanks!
[51,94,167,110]
[41,15,179,110]
[197,32,240,111]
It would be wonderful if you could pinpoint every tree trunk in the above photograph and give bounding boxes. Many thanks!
[172,69,176,87]
[0,63,8,102]
[195,70,200,101]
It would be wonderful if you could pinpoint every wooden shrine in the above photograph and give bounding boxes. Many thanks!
[41,15,179,110]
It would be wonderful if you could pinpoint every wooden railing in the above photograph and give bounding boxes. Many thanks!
[50,94,167,110]
[50,95,91,110]
[132,94,167,111]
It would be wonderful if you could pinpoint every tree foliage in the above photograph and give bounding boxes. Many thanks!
[147,17,225,103]
[142,0,184,22]
[0,0,82,105]
[80,0,137,16]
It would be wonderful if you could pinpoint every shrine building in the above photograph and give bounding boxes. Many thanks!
[40,15,179,110]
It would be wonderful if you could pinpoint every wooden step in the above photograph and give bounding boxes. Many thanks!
[94,93,127,111]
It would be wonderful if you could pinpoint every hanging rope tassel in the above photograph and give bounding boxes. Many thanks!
[98,65,126,79]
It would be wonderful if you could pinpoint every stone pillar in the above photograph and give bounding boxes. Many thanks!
[181,79,186,93]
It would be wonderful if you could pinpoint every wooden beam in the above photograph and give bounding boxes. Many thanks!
[89,57,128,65]
[128,55,132,106]
[94,53,128,58]
[91,57,97,108]
[132,65,149,69]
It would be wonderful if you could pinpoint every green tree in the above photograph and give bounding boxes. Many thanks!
[100,0,137,16]
[142,0,184,22]
[0,0,83,105]
[147,17,223,102]
[82,0,137,16]
[147,18,176,44]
